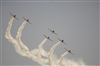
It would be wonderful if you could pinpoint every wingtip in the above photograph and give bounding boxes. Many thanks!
[48,28,50,30]
[51,40,53,42]
[15,17,20,21]
[22,17,26,19]
[64,42,67,45]
[50,39,53,42]
[43,34,46,37]
[64,47,68,51]
[9,12,11,14]
[30,22,33,25]
[9,12,12,14]
[22,17,24,19]
[9,12,13,16]
[71,52,75,55]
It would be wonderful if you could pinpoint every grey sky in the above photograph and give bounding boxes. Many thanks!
[1,0,99,66]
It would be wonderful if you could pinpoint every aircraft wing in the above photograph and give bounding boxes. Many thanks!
[70,52,74,55]
[22,17,33,25]
[15,17,20,20]
[27,21,33,25]
[9,12,13,16]
[43,34,48,38]
[54,32,58,35]
[64,47,69,52]
[48,38,53,42]
[57,37,61,41]
[62,42,67,45]
[9,12,19,20]
[22,17,26,20]
[64,48,74,55]
[48,28,52,32]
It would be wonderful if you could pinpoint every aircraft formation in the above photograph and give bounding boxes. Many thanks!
[10,12,33,25]
[43,28,74,55]
[10,12,74,55]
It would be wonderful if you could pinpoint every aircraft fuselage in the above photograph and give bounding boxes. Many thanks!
[13,15,16,17]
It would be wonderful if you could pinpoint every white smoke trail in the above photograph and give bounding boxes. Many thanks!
[16,21,29,52]
[38,38,48,59]
[36,38,49,65]
[31,48,52,65]
[5,17,27,56]
[5,16,89,66]
[16,20,38,60]
[48,41,61,55]
[15,21,49,65]
[31,42,48,58]
[58,51,68,66]
[48,41,61,65]
[5,17,15,44]
[40,48,48,57]
[62,58,87,66]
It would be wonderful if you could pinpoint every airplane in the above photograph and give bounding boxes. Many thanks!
[48,28,58,35]
[57,37,67,45]
[64,47,74,55]
[43,34,53,42]
[9,12,20,20]
[22,17,33,25]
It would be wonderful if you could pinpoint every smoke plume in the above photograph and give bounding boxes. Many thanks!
[5,16,90,66]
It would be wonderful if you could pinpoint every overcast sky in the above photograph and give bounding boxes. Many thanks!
[1,0,99,66]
